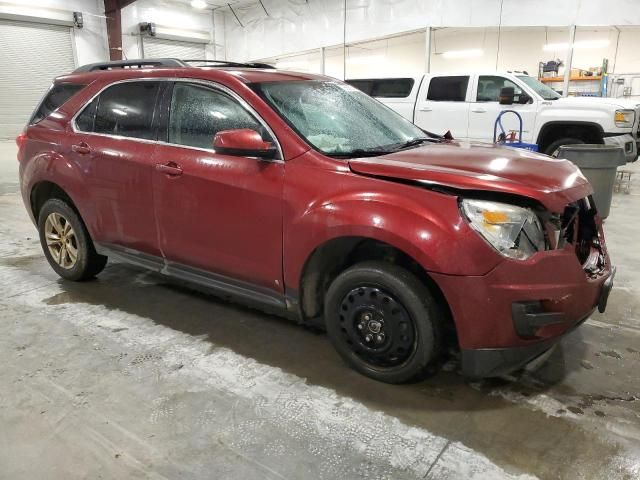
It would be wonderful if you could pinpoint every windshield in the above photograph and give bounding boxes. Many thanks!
[517,75,560,100]
[251,80,431,157]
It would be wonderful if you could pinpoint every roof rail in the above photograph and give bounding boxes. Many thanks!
[182,59,276,69]
[73,58,188,73]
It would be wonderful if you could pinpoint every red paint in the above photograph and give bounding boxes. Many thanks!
[213,128,274,154]
[19,66,612,360]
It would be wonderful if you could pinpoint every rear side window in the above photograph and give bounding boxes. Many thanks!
[346,80,374,96]
[346,78,414,98]
[31,83,85,124]
[75,81,161,140]
[427,76,469,102]
[168,83,268,150]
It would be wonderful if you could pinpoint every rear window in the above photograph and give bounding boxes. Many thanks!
[426,76,469,102]
[346,78,415,98]
[30,83,85,124]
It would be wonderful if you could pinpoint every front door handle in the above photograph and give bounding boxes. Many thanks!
[471,108,487,113]
[71,142,91,155]
[419,106,433,112]
[155,162,183,176]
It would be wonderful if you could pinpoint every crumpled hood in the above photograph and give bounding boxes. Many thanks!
[349,142,593,213]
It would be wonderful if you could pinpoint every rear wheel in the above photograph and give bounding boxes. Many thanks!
[324,261,442,383]
[38,198,107,281]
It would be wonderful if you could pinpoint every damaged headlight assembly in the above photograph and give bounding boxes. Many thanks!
[460,199,546,260]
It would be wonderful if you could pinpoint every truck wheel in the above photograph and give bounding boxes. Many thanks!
[38,198,107,281]
[324,261,442,383]
[544,137,584,157]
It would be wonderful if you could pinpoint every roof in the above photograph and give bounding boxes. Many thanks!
[58,59,330,85]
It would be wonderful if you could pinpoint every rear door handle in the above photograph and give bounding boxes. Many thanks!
[471,108,487,113]
[155,162,183,176]
[419,106,433,112]
[71,142,91,155]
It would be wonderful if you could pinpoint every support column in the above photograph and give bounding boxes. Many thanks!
[425,26,431,73]
[320,47,325,75]
[562,25,576,97]
[104,0,138,61]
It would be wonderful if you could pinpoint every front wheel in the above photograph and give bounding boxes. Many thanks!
[544,137,585,157]
[324,261,442,383]
[38,198,107,281]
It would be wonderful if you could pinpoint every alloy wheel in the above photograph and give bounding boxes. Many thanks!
[44,212,78,269]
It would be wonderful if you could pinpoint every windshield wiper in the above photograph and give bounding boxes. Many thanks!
[329,148,396,158]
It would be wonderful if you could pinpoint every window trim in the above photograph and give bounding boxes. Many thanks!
[71,77,283,162]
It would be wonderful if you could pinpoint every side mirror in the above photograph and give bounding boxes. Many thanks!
[518,92,532,104]
[213,129,276,159]
[499,86,515,105]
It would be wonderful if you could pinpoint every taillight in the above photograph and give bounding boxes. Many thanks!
[16,133,27,148]
[16,132,27,162]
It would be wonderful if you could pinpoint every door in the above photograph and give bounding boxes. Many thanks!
[142,37,206,59]
[0,19,75,139]
[70,81,164,256]
[468,75,538,144]
[414,75,471,139]
[153,81,284,293]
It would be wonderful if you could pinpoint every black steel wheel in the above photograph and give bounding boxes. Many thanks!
[325,261,442,383]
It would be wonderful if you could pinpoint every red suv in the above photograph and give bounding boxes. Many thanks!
[18,59,614,383]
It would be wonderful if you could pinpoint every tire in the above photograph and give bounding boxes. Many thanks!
[324,261,442,383]
[38,198,107,281]
[544,137,585,157]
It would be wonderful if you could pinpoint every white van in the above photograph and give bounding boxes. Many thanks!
[347,73,639,161]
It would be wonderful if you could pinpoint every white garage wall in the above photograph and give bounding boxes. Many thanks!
[0,0,108,67]
[223,0,640,63]
[121,0,218,61]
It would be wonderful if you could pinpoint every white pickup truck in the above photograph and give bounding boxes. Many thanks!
[346,73,639,161]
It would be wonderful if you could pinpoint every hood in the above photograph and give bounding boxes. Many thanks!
[552,96,640,110]
[349,142,593,213]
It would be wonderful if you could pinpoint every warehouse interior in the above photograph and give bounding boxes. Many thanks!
[1,1,639,479]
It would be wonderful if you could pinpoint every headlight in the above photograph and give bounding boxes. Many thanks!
[614,109,635,128]
[461,199,546,260]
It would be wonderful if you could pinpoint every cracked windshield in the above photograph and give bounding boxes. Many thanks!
[253,80,431,157]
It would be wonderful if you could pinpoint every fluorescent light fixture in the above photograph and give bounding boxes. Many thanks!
[191,0,207,9]
[543,39,610,51]
[441,49,483,59]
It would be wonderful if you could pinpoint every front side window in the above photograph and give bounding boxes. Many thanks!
[426,76,469,102]
[31,83,85,124]
[476,76,523,102]
[76,81,161,140]
[252,80,429,157]
[168,83,267,150]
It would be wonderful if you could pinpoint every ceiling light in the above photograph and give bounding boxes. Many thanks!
[441,49,483,59]
[543,39,610,51]
[191,0,207,9]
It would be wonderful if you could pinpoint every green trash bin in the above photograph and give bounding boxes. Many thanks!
[557,144,624,218]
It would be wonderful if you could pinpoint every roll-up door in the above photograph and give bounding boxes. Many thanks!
[0,19,75,139]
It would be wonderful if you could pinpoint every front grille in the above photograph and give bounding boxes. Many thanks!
[548,198,606,275]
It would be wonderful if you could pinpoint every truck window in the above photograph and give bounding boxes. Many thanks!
[426,76,469,102]
[477,76,523,102]
[346,78,415,98]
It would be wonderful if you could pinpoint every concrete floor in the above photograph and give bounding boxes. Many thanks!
[1,141,639,480]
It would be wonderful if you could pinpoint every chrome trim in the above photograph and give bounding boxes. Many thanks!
[70,77,284,162]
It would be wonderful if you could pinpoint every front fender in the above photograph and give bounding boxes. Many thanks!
[284,187,503,288]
